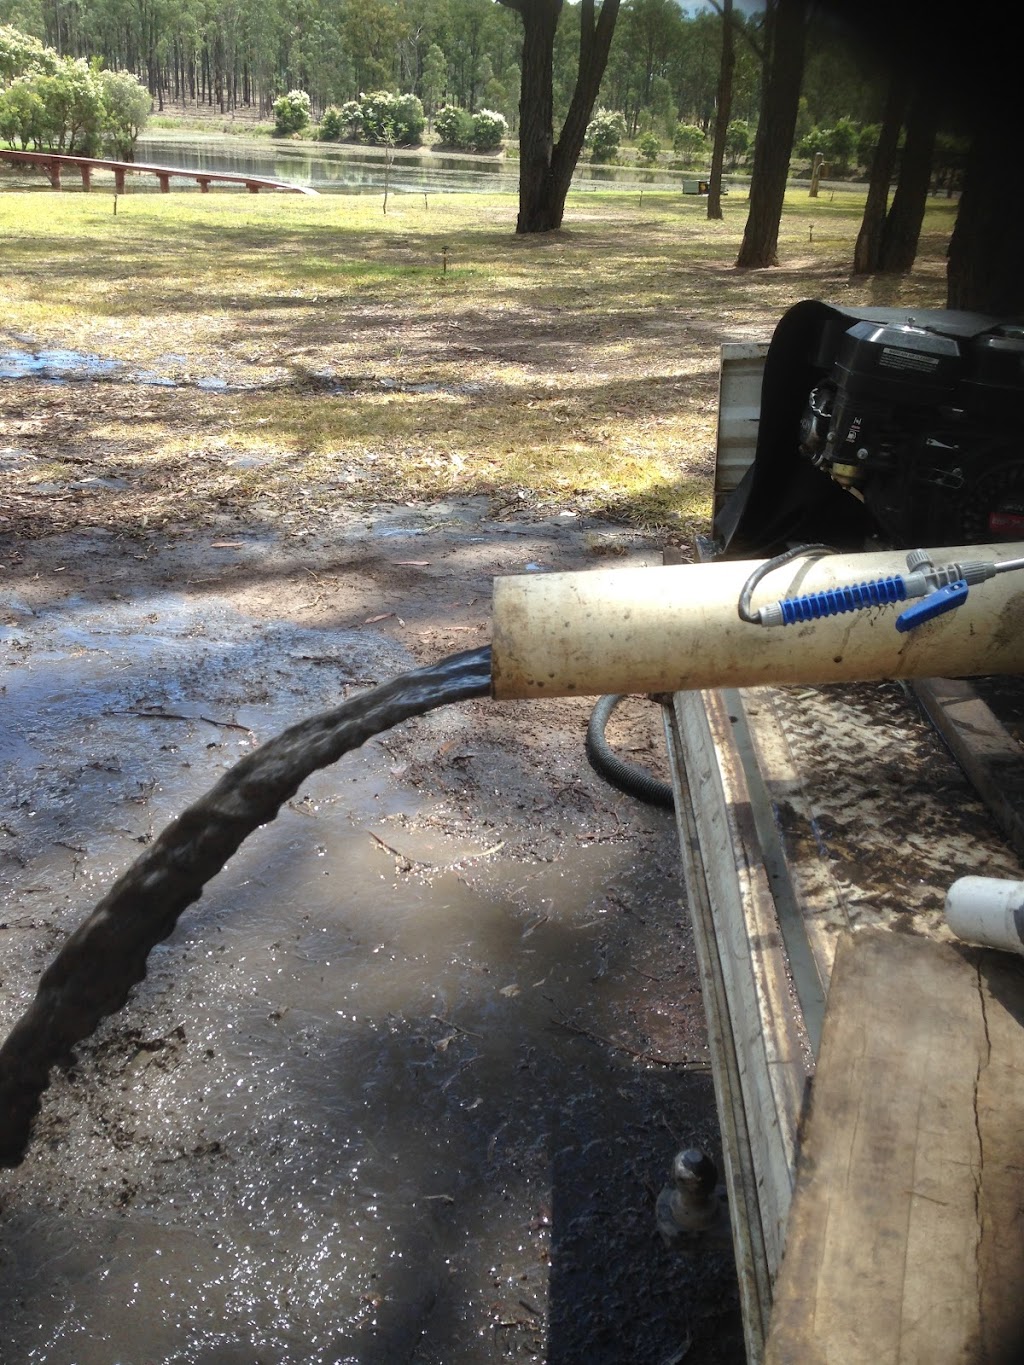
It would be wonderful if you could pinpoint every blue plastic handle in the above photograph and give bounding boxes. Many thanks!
[774,575,907,625]
[895,580,969,633]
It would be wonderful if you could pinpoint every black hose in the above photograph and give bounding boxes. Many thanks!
[586,694,675,811]
[0,646,493,1169]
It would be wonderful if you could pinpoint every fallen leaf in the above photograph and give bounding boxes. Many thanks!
[499,984,520,998]
[363,612,395,624]
[209,540,243,548]
[393,559,430,567]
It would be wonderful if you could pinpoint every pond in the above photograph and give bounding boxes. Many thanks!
[0,130,713,197]
[137,134,702,197]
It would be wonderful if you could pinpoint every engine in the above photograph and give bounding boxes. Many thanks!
[715,300,1024,557]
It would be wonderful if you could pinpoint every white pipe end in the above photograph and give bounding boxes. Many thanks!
[945,875,1024,956]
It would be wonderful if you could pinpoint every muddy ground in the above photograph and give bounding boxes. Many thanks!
[0,457,745,1362]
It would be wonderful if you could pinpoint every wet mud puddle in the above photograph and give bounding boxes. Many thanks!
[0,348,235,390]
[0,591,729,1363]
[0,346,484,397]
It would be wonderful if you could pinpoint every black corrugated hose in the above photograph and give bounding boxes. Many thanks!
[585,694,675,811]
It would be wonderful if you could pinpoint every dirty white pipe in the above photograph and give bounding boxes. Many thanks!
[945,876,1024,956]
[490,542,1024,699]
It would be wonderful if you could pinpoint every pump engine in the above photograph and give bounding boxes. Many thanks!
[715,300,1024,558]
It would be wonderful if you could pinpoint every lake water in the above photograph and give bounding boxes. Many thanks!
[137,135,704,197]
[0,130,716,197]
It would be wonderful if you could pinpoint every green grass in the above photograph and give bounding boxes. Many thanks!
[0,184,953,537]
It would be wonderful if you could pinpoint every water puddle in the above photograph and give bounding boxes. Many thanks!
[0,347,484,397]
[0,590,724,1363]
[0,347,248,390]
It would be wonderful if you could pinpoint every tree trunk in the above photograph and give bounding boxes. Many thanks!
[852,71,905,274]
[706,0,734,222]
[506,0,561,232]
[735,0,805,269]
[947,131,1024,314]
[877,85,936,273]
[499,0,621,234]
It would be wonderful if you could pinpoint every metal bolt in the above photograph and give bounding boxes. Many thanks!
[655,1147,731,1249]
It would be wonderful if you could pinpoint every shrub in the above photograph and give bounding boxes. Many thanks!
[0,76,45,148]
[470,108,506,151]
[0,33,146,158]
[672,122,706,162]
[359,89,424,146]
[825,116,858,175]
[391,91,425,145]
[273,88,311,137]
[3,59,105,154]
[637,131,661,164]
[585,109,625,164]
[797,125,828,162]
[339,100,364,138]
[435,104,473,148]
[319,104,343,141]
[98,68,149,159]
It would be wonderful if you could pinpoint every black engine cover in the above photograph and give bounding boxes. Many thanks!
[715,300,1024,557]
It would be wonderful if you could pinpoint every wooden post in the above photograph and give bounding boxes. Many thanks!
[115,168,126,194]
[48,160,61,189]
[80,163,91,191]
[245,182,260,193]
[157,173,170,193]
[197,177,211,193]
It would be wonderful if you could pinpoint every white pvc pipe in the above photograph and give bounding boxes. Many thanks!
[490,542,1024,699]
[945,876,1024,956]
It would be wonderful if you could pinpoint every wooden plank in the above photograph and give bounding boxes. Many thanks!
[765,928,1024,1365]
[913,676,1024,862]
[975,947,1024,1360]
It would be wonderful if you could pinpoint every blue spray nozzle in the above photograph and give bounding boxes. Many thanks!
[748,549,1021,630]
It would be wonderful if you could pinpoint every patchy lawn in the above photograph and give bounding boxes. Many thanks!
[0,185,951,545]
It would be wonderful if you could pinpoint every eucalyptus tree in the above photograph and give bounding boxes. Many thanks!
[338,0,407,94]
[704,0,732,220]
[671,10,721,130]
[498,0,620,233]
[874,86,935,272]
[420,40,446,122]
[852,70,904,274]
[735,0,805,269]
[604,0,682,133]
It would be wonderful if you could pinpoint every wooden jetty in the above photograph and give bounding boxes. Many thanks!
[664,342,1024,1364]
[0,147,317,195]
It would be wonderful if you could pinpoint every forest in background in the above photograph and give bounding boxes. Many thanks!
[0,0,910,167]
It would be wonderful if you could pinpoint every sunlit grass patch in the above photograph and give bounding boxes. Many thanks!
[0,181,953,538]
